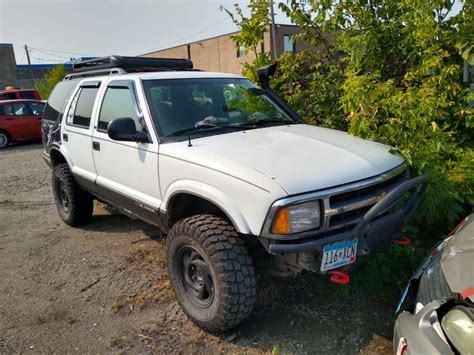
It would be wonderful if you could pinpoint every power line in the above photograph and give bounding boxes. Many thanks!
[31,48,70,60]
[32,57,63,62]
[137,16,232,55]
[28,46,96,57]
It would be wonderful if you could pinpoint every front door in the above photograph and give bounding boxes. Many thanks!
[91,79,161,225]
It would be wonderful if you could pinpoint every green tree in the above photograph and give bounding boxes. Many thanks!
[227,0,474,229]
[35,65,67,99]
[220,0,272,81]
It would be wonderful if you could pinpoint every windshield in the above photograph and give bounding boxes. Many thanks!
[142,78,297,137]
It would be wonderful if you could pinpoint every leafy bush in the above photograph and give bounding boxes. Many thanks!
[35,65,67,99]
[228,0,473,232]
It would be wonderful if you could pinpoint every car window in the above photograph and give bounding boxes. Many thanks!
[28,102,45,116]
[2,103,31,116]
[98,86,144,132]
[66,87,99,128]
[21,91,37,100]
[0,92,17,100]
[43,80,79,122]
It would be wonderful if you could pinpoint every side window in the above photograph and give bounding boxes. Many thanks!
[98,86,143,132]
[43,80,79,122]
[66,87,99,128]
[28,102,45,116]
[2,103,31,116]
[21,91,36,100]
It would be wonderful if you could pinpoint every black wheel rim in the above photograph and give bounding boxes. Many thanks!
[57,181,69,214]
[175,245,214,308]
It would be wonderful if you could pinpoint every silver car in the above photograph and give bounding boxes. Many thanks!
[393,213,474,354]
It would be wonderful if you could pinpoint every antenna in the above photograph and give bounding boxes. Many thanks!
[188,131,193,147]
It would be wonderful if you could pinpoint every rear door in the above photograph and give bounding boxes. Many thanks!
[62,80,101,193]
[91,78,161,225]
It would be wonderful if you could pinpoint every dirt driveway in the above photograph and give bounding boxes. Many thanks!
[0,144,395,354]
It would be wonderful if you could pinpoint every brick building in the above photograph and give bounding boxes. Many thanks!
[140,24,315,74]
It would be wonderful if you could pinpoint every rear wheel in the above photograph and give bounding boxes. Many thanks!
[166,215,257,333]
[0,131,10,149]
[52,164,93,226]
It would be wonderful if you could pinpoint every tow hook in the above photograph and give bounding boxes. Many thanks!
[393,236,411,246]
[329,270,350,285]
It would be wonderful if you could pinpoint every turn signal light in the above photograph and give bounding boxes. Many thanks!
[272,208,290,234]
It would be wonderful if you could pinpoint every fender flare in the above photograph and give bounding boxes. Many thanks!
[162,179,251,234]
[48,145,74,168]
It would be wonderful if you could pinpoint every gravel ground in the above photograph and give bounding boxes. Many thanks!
[0,143,395,354]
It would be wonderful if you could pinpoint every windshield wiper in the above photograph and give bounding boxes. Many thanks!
[169,123,248,147]
[243,118,295,127]
[169,123,249,137]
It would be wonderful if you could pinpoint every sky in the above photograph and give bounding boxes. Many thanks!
[0,0,463,65]
[0,0,291,65]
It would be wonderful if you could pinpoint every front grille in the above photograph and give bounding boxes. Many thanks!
[330,170,407,208]
[327,168,407,230]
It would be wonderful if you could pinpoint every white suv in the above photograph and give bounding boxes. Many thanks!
[41,56,427,332]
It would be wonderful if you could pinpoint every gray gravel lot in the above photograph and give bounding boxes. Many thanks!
[0,143,393,354]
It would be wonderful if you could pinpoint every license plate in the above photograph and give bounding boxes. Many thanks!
[321,238,358,272]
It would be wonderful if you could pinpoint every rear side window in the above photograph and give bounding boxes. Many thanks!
[0,92,17,100]
[98,87,142,131]
[66,87,99,128]
[21,90,37,100]
[43,80,78,122]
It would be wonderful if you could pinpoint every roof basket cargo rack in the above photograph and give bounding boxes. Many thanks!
[64,55,194,80]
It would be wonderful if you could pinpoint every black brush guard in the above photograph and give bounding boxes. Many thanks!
[267,176,428,265]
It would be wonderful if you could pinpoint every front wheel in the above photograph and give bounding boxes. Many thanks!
[166,215,257,333]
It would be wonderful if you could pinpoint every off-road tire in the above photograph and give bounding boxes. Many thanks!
[52,163,93,226]
[0,131,11,149]
[166,215,257,333]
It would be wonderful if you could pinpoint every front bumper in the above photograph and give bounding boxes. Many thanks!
[259,175,428,273]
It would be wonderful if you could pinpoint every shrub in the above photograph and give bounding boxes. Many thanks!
[227,0,473,232]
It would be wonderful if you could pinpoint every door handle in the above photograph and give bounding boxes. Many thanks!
[92,141,100,151]
[62,133,68,142]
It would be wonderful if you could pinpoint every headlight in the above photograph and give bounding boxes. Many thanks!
[272,200,321,234]
[441,306,474,354]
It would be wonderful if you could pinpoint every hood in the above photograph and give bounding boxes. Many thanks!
[184,124,404,195]
[441,214,474,294]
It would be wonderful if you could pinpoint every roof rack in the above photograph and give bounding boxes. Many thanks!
[64,55,194,80]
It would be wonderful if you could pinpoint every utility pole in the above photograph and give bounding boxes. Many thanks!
[24,45,35,88]
[269,0,278,61]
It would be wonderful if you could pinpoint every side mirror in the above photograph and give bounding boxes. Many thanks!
[107,117,149,143]
[257,63,277,89]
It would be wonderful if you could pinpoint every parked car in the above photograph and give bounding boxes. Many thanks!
[394,213,474,355]
[41,56,427,332]
[0,88,41,101]
[0,99,45,149]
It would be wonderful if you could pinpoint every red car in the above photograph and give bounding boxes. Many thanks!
[0,88,41,101]
[0,100,45,149]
